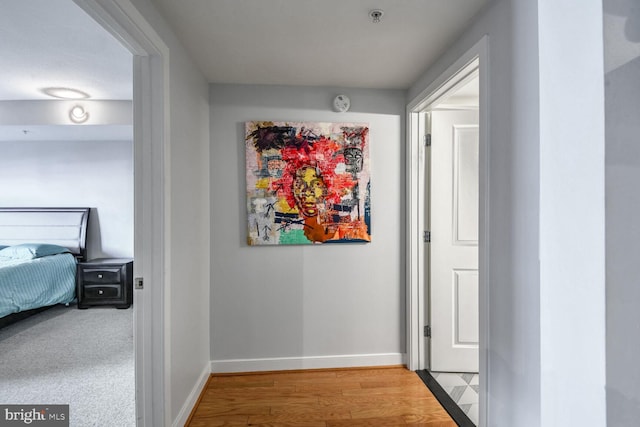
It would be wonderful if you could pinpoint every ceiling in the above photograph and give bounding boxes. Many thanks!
[0,0,132,141]
[0,0,492,98]
[435,75,480,110]
[0,0,132,101]
[0,0,488,140]
[150,0,489,89]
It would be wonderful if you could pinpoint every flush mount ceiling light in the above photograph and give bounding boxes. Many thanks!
[42,87,90,100]
[69,105,90,123]
[369,9,384,23]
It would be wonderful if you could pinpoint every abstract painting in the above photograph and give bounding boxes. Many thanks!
[245,121,371,245]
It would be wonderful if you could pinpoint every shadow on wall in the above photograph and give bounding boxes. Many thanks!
[604,55,640,164]
[87,207,102,259]
[604,0,640,425]
[604,0,640,74]
[604,0,640,42]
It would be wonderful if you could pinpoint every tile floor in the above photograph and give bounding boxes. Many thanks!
[431,372,479,426]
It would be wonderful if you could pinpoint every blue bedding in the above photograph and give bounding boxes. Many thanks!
[0,253,77,318]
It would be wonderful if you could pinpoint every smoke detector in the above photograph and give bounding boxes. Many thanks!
[369,9,384,23]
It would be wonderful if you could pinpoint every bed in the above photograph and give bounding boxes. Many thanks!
[0,207,90,327]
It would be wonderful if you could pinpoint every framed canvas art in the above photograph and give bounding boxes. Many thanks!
[245,121,371,245]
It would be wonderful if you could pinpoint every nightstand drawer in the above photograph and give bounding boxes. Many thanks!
[77,258,133,309]
[82,267,121,284]
[84,284,122,300]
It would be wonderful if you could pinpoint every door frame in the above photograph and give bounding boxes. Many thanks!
[73,1,170,425]
[406,35,489,425]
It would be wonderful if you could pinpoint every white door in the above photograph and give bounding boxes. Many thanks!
[429,109,479,372]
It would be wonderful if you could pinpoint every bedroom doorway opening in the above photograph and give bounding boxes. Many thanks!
[74,1,171,425]
[0,1,137,426]
[0,0,168,425]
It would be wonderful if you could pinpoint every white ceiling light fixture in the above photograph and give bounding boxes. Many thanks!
[369,9,384,24]
[69,105,90,123]
[42,87,90,100]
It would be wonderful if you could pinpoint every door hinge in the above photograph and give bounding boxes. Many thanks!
[424,134,432,147]
[424,325,431,338]
[423,230,431,243]
[134,277,144,290]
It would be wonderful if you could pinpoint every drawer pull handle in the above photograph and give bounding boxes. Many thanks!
[98,290,104,295]
[98,274,103,279]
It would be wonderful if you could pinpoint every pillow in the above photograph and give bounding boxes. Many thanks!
[0,243,71,260]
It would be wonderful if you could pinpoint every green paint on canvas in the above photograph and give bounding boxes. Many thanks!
[279,230,311,245]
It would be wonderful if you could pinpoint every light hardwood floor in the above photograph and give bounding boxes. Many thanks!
[186,366,456,426]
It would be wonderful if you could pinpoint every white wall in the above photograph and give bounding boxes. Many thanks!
[126,0,211,425]
[0,139,133,259]
[209,84,405,371]
[166,37,211,427]
[538,1,606,425]
[604,0,640,424]
[409,0,606,425]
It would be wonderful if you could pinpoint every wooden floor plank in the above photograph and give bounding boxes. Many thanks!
[207,380,275,389]
[186,367,455,427]
[245,422,327,427]
[342,384,434,397]
[318,395,439,408]
[190,403,271,418]
[326,416,408,426]
[334,366,408,378]
[201,385,298,399]
[248,410,352,424]
[403,413,461,426]
[187,414,248,427]
[350,403,456,421]
[294,381,363,394]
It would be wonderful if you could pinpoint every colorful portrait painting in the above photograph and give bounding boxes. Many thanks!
[245,121,371,245]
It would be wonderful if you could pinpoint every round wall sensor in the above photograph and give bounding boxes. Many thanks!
[333,94,350,112]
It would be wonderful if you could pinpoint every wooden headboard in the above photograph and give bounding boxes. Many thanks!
[0,208,91,261]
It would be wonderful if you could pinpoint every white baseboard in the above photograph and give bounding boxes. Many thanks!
[211,353,406,374]
[172,363,210,427]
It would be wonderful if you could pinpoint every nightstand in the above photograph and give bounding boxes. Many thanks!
[77,258,133,309]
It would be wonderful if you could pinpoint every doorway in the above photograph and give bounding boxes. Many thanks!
[406,36,488,427]
[72,1,170,425]
[426,75,479,373]
[423,72,480,425]
[0,0,137,424]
